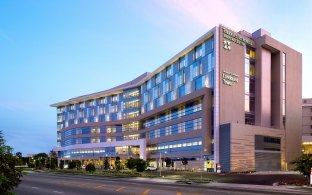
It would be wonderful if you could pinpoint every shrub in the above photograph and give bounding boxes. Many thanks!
[126,158,137,170]
[85,163,96,173]
[60,160,64,169]
[50,161,57,170]
[104,158,110,170]
[291,154,312,183]
[68,161,76,169]
[115,156,123,171]
[136,159,147,172]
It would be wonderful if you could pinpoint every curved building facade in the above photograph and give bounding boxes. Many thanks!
[52,25,302,172]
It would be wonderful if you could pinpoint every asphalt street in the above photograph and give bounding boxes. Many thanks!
[13,172,312,195]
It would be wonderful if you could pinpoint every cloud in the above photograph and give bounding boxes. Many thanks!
[164,0,246,30]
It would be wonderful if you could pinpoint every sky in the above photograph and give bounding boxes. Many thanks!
[0,0,311,156]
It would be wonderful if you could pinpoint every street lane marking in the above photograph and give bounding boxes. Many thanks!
[59,181,75,185]
[31,186,40,189]
[115,186,126,192]
[177,192,181,195]
[95,184,106,189]
[53,191,64,194]
[142,189,151,195]
[78,182,90,187]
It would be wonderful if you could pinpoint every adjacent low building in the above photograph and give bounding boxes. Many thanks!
[302,98,312,154]
[51,24,302,172]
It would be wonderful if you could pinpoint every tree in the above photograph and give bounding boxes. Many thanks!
[291,154,312,183]
[49,150,58,170]
[85,163,96,173]
[182,158,188,170]
[74,160,82,170]
[126,158,137,170]
[115,156,122,171]
[33,153,48,169]
[0,130,23,193]
[15,152,22,158]
[60,160,64,169]
[68,161,77,169]
[136,159,147,172]
[165,157,172,167]
[104,158,110,170]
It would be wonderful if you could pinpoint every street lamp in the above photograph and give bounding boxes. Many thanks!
[159,151,167,177]
[159,151,162,177]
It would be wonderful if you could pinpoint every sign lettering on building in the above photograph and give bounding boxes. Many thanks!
[222,71,239,86]
[223,27,253,47]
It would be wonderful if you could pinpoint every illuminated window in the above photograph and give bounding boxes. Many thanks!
[155,73,161,84]
[91,127,100,134]
[152,86,159,99]
[79,111,84,118]
[57,107,65,113]
[179,56,186,69]
[249,50,255,59]
[89,100,95,107]
[124,90,139,98]
[110,105,118,113]
[99,107,105,115]
[176,70,185,86]
[70,104,75,110]
[106,126,116,133]
[124,134,139,141]
[124,111,139,119]
[166,64,173,78]
[163,79,171,93]
[70,113,75,119]
[100,97,107,104]
[92,138,100,143]
[79,102,85,108]
[195,45,202,60]
[111,95,119,103]
[122,122,139,132]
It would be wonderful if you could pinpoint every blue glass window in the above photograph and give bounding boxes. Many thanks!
[195,76,204,90]
[179,85,186,97]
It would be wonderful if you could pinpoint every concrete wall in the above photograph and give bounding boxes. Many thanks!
[220,123,286,172]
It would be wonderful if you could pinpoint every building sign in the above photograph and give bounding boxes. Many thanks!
[222,71,239,86]
[223,27,253,47]
[223,40,231,50]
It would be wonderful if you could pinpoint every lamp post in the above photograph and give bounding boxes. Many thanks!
[159,151,167,177]
[159,151,162,177]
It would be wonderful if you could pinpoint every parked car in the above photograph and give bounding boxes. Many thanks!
[146,166,157,171]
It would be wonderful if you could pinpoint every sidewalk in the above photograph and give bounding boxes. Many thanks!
[129,177,312,194]
[205,182,312,194]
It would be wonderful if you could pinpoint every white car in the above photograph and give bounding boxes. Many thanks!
[146,166,157,171]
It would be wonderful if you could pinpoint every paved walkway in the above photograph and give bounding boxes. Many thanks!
[129,177,312,194]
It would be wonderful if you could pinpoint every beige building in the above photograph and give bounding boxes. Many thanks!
[302,98,312,154]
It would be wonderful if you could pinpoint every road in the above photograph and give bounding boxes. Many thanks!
[13,172,311,195]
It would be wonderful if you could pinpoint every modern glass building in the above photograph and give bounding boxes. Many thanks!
[51,25,302,172]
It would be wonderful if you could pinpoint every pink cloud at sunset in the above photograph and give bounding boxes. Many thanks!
[164,0,245,30]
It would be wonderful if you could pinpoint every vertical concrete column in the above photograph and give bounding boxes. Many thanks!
[260,48,271,127]
[214,27,220,172]
[139,138,146,160]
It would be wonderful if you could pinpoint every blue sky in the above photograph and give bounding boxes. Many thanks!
[1,0,311,156]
